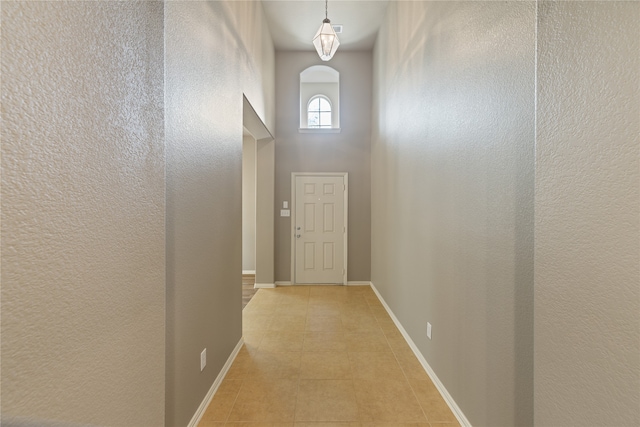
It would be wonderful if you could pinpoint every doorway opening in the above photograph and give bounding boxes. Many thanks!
[242,96,275,308]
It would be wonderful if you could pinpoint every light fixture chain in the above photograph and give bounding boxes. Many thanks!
[325,0,328,20]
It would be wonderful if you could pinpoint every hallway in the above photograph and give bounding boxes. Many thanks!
[198,285,460,425]
[2,2,638,425]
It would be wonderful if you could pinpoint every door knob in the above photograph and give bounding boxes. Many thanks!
[296,234,301,238]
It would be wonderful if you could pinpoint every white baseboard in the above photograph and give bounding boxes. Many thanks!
[347,281,372,286]
[274,281,292,286]
[370,283,472,427]
[254,282,276,289]
[188,338,244,427]
[275,281,367,286]
[242,270,256,275]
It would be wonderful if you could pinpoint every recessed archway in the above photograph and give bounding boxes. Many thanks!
[299,65,340,129]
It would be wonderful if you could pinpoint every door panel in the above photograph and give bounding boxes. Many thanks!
[294,175,346,284]
[323,204,334,231]
[323,242,334,269]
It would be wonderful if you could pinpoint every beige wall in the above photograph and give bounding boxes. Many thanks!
[372,2,535,425]
[1,2,165,425]
[243,135,257,271]
[275,51,371,282]
[165,2,274,426]
[373,1,639,425]
[535,2,639,425]
[2,1,274,426]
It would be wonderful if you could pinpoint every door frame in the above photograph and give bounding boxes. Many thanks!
[243,95,275,288]
[290,172,348,285]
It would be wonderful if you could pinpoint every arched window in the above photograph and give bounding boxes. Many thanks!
[307,95,332,128]
[300,65,340,130]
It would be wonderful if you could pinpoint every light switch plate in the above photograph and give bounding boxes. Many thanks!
[283,201,288,209]
[280,209,290,217]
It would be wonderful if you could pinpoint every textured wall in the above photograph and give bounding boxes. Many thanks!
[535,2,640,425]
[372,2,535,425]
[274,51,372,282]
[1,2,165,425]
[164,2,274,425]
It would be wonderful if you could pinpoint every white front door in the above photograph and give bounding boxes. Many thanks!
[293,174,347,284]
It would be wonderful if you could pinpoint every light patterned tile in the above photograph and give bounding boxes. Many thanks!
[260,331,306,352]
[376,318,399,334]
[353,379,427,423]
[341,317,382,333]
[303,331,347,352]
[339,302,373,316]
[245,296,279,313]
[243,330,265,349]
[385,330,413,353]
[199,392,237,423]
[308,302,342,317]
[269,313,307,332]
[369,306,391,321]
[344,331,390,352]
[409,378,459,424]
[234,286,451,427]
[243,311,274,331]
[217,379,243,395]
[249,290,280,307]
[226,422,295,427]
[364,298,385,309]
[277,302,310,316]
[295,423,361,427]
[300,352,351,379]
[278,286,311,296]
[348,351,404,380]
[199,380,242,424]
[360,423,430,427]
[227,379,298,422]
[309,286,349,299]
[295,380,359,422]
[395,351,431,381]
[248,351,302,380]
[225,348,255,380]
[305,314,343,332]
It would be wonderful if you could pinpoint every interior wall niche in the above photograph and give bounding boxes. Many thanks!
[299,65,340,129]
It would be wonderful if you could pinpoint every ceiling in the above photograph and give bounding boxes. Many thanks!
[261,0,390,51]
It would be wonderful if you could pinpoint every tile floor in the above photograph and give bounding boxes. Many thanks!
[243,274,258,309]
[199,285,460,426]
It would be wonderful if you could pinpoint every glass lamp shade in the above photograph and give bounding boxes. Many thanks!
[313,19,340,61]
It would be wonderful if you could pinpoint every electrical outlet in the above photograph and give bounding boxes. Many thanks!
[427,322,432,340]
[201,348,206,371]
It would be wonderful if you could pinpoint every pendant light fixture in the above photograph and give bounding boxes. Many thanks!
[313,0,340,61]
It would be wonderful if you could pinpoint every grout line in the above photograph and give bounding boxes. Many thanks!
[368,285,432,424]
[223,378,243,424]
[290,293,311,423]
